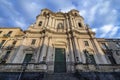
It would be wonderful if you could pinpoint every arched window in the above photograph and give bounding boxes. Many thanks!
[43,12,46,16]
[78,22,82,27]
[75,13,77,16]
[57,23,63,29]
[38,21,42,26]
[84,50,96,64]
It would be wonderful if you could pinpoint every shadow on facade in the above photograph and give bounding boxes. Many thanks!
[0,44,120,80]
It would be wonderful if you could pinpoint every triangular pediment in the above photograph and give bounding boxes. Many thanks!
[24,47,35,51]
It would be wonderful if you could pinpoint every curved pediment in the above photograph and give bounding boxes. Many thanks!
[24,47,35,51]
[55,12,65,17]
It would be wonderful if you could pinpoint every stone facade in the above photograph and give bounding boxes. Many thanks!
[0,9,120,79]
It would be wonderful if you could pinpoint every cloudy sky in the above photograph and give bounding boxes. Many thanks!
[0,0,120,38]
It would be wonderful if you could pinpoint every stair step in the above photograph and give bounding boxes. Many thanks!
[43,73,79,80]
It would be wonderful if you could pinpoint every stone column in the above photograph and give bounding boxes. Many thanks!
[93,39,108,64]
[69,16,74,29]
[68,37,75,72]
[73,36,82,63]
[46,37,54,72]
[66,40,70,62]
[77,39,85,63]
[46,37,52,62]
[12,37,26,63]
[54,19,56,29]
[48,16,52,27]
[69,38,75,63]
[39,36,49,62]
[45,16,49,27]
[72,18,77,28]
[52,17,55,28]
[43,16,47,28]
[51,17,53,28]
[66,17,70,30]
[78,39,86,63]
[36,37,44,62]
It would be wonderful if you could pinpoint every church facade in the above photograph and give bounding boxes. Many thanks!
[0,9,120,80]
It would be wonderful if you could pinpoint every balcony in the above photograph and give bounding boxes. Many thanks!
[0,63,47,72]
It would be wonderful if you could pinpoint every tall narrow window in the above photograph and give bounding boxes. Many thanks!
[57,23,63,29]
[31,39,36,45]
[13,41,17,45]
[84,41,89,46]
[8,31,12,35]
[43,12,46,16]
[23,54,32,63]
[84,50,96,64]
[1,51,11,63]
[101,43,108,49]
[104,50,116,64]
[12,41,17,46]
[116,42,120,48]
[38,21,42,26]
[75,13,77,16]
[6,31,12,37]
[78,22,82,27]
[107,54,116,64]
[0,40,5,48]
[0,31,2,34]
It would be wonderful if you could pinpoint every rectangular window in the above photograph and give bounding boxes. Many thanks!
[78,23,82,27]
[101,43,108,49]
[84,41,89,46]
[0,31,2,34]
[5,31,13,37]
[8,31,12,34]
[4,51,11,60]
[38,21,42,26]
[116,42,120,48]
[0,40,6,48]
[107,55,116,64]
[31,39,36,45]
[23,54,32,63]
[12,41,17,45]
[1,51,11,63]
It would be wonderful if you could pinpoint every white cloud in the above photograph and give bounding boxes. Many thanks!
[15,21,25,27]
[94,24,120,38]
[19,1,42,18]
[80,10,87,18]
[88,4,99,23]
[1,0,20,16]
[92,28,98,32]
[0,0,120,38]
[99,1,110,15]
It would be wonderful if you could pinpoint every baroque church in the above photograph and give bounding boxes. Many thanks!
[0,8,120,80]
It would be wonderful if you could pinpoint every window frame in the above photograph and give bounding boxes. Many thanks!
[38,21,42,26]
[84,41,89,46]
[78,22,82,27]
[31,39,36,45]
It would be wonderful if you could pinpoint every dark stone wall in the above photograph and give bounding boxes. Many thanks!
[75,72,120,80]
[0,72,120,80]
[0,72,44,80]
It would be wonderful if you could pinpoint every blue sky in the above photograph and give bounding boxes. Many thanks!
[0,0,120,38]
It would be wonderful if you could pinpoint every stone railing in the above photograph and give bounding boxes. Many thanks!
[76,64,120,72]
[0,63,47,72]
[0,63,120,72]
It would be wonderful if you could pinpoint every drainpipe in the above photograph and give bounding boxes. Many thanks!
[17,63,27,80]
